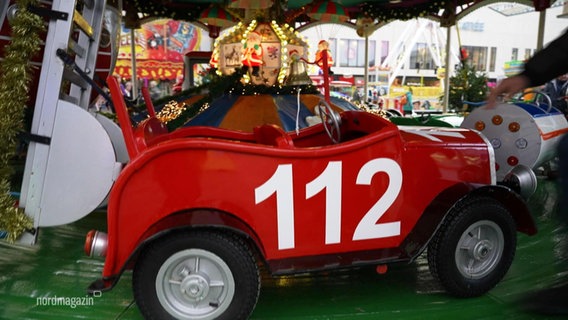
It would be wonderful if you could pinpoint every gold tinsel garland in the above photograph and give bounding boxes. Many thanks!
[0,0,44,242]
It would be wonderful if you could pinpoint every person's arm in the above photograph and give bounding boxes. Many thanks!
[487,75,531,107]
[487,29,568,107]
[522,30,568,87]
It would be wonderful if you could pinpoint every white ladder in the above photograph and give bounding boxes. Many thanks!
[19,0,120,245]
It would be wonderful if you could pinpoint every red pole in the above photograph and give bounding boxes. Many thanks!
[141,85,156,117]
[107,75,139,158]
[321,50,331,104]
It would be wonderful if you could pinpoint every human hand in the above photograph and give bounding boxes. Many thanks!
[485,75,531,108]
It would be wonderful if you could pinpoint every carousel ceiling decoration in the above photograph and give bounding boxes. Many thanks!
[361,1,449,22]
[307,0,350,23]
[127,0,208,22]
[228,0,275,9]
[198,4,239,37]
[199,4,239,27]
[123,0,554,30]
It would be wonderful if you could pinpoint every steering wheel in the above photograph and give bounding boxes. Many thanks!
[317,100,342,144]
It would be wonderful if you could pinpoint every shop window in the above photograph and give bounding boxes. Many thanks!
[524,48,532,60]
[380,40,389,66]
[328,38,337,67]
[462,45,488,71]
[338,39,376,67]
[409,43,436,70]
[490,47,497,72]
[511,48,518,61]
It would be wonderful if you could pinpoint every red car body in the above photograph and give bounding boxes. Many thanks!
[86,76,537,320]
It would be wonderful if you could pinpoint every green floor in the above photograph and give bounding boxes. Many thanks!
[0,176,566,320]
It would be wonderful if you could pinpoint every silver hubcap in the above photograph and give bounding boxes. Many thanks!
[180,273,210,301]
[455,220,504,279]
[156,249,235,320]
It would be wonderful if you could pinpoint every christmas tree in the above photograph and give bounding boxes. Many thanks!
[442,53,489,113]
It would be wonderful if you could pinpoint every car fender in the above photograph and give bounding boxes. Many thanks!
[92,209,266,292]
[129,209,267,268]
[467,184,537,236]
[400,183,536,261]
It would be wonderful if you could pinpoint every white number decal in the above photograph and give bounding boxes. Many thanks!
[255,164,295,250]
[306,161,342,244]
[353,158,402,241]
[255,158,402,250]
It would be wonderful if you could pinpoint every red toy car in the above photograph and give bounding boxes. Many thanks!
[85,76,537,320]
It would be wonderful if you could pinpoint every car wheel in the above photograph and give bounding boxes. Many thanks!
[133,230,260,320]
[427,196,516,297]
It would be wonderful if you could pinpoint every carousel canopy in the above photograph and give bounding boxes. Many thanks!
[116,0,553,28]
[120,0,550,11]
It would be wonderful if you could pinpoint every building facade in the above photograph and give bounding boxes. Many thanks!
[299,2,567,88]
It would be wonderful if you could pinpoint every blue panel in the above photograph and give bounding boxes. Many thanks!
[181,94,358,130]
[329,96,358,111]
[183,95,240,127]
[273,95,312,131]
[514,102,562,118]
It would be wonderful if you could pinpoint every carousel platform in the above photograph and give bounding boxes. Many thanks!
[0,175,566,320]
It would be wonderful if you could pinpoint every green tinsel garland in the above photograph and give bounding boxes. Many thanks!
[0,0,44,242]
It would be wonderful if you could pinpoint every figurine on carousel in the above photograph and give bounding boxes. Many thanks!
[315,40,334,75]
[241,31,264,77]
[210,47,219,72]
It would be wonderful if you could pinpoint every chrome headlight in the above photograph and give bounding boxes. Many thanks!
[500,165,537,199]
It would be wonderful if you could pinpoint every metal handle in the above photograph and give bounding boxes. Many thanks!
[520,90,553,113]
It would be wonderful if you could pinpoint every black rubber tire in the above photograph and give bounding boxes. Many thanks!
[133,230,260,320]
[427,196,516,298]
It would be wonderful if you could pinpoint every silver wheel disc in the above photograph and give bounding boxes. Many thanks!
[156,249,235,320]
[455,220,504,279]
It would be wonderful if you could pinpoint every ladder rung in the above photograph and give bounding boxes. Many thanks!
[73,10,94,39]
[63,68,89,90]
[59,92,79,105]
[68,39,86,58]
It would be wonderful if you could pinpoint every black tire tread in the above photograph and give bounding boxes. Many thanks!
[133,230,260,320]
[427,196,516,298]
